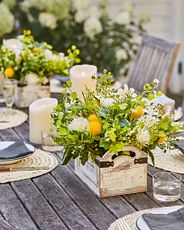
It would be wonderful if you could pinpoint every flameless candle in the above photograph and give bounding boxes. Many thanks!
[70,64,97,99]
[29,98,58,144]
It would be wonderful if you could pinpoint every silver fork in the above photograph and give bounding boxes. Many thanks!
[116,218,131,230]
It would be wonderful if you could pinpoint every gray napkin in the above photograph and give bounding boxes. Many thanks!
[175,140,184,153]
[0,141,34,160]
[141,207,184,230]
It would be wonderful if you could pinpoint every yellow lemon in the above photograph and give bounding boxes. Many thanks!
[131,106,144,119]
[88,121,102,135]
[88,114,100,122]
[5,67,14,78]
[158,136,166,144]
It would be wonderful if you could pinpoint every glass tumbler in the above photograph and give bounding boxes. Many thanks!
[2,79,17,109]
[153,172,182,202]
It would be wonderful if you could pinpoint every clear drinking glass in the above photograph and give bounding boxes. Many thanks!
[2,79,17,109]
[41,132,63,152]
[153,172,182,202]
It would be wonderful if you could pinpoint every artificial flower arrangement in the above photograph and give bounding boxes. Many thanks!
[0,30,80,85]
[51,70,183,165]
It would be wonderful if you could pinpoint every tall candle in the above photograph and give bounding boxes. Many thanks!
[70,64,97,99]
[29,98,58,144]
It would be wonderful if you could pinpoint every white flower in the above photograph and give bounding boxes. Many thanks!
[100,98,115,108]
[116,49,128,61]
[84,17,103,40]
[114,11,131,25]
[2,0,16,9]
[0,3,14,37]
[117,84,137,98]
[72,0,89,11]
[68,117,89,132]
[38,12,57,29]
[25,72,40,85]
[44,49,59,60]
[74,10,87,23]
[136,129,150,145]
[138,115,159,129]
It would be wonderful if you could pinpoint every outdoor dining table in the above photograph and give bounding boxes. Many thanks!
[0,98,183,230]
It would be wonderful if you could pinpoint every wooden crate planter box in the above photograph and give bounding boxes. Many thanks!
[15,83,51,108]
[75,146,147,198]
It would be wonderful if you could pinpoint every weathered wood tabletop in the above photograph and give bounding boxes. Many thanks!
[0,102,183,230]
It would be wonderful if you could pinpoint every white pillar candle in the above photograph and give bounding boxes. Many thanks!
[29,98,58,144]
[70,64,97,99]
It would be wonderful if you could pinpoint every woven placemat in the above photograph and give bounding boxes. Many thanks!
[0,149,58,183]
[108,206,183,230]
[0,109,28,130]
[149,143,184,174]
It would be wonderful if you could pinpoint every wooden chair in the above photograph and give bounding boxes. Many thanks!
[127,34,180,93]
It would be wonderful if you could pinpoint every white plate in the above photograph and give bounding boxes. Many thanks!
[0,142,35,165]
[136,206,183,230]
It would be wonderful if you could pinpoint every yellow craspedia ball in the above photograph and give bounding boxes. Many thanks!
[158,136,166,144]
[5,67,14,78]
[88,114,100,122]
[88,121,102,135]
[131,106,144,119]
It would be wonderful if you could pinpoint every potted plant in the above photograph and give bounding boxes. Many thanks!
[51,70,183,197]
[0,30,80,107]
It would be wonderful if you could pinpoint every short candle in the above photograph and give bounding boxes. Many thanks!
[70,64,97,99]
[29,98,58,144]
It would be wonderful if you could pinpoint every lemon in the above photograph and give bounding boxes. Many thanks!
[131,106,144,119]
[88,121,102,135]
[158,136,166,144]
[5,67,14,78]
[88,114,100,122]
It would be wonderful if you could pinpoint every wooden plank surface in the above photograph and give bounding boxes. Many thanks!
[0,103,183,230]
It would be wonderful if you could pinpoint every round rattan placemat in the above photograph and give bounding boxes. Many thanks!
[0,109,28,130]
[0,149,58,183]
[108,206,183,230]
[149,145,184,174]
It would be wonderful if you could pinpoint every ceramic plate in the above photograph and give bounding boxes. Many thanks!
[0,142,35,165]
[136,206,183,230]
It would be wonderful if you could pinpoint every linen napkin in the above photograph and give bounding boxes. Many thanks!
[141,207,184,230]
[0,141,34,159]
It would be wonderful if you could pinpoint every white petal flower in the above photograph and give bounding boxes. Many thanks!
[116,49,128,61]
[25,72,40,85]
[44,49,59,60]
[100,98,115,108]
[3,38,22,54]
[138,115,159,128]
[117,84,137,98]
[74,10,87,23]
[68,117,89,132]
[114,11,131,25]
[136,129,150,145]
[38,12,57,29]
[84,17,103,40]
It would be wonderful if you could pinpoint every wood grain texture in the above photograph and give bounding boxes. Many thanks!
[128,34,180,93]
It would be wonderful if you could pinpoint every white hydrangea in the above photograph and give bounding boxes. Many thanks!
[116,49,128,61]
[100,98,115,108]
[136,129,150,145]
[0,3,14,37]
[25,72,40,85]
[138,115,159,129]
[72,0,89,11]
[84,17,103,40]
[38,12,57,29]
[2,0,16,9]
[114,11,131,25]
[68,117,89,132]
[74,10,87,23]
[44,49,59,60]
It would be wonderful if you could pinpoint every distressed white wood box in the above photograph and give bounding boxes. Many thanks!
[15,84,51,108]
[75,146,147,198]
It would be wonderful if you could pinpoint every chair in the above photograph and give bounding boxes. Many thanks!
[127,34,180,93]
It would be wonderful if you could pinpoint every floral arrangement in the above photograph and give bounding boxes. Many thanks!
[15,0,150,79]
[51,70,183,165]
[0,30,80,85]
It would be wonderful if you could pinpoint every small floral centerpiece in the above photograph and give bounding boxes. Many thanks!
[51,70,183,165]
[0,30,80,85]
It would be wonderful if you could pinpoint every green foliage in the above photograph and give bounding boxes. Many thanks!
[51,73,183,165]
